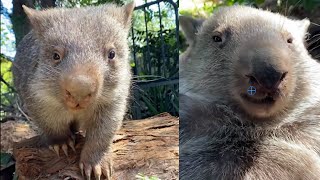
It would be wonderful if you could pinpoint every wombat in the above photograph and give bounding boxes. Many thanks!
[179,6,320,180]
[12,2,135,179]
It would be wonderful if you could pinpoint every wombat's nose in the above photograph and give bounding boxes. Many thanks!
[63,75,97,108]
[251,68,287,91]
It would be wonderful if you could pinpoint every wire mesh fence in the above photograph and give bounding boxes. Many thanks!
[129,0,179,119]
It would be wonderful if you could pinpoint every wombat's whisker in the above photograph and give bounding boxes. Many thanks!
[311,22,320,27]
[306,38,320,48]
[309,44,320,53]
[314,54,320,59]
[306,33,320,41]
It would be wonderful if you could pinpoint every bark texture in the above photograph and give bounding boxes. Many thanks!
[12,113,179,180]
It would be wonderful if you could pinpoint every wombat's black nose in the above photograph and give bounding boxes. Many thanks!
[252,67,287,90]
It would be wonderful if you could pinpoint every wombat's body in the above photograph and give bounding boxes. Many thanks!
[179,6,320,180]
[12,2,135,179]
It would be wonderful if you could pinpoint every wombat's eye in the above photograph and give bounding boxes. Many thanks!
[52,52,62,63]
[108,50,116,60]
[213,35,222,42]
[53,53,60,60]
[52,47,64,64]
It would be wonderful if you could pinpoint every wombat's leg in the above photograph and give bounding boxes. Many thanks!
[47,133,76,157]
[79,117,118,180]
[244,140,320,179]
[45,121,79,156]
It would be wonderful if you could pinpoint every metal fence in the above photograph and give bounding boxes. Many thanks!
[129,0,179,119]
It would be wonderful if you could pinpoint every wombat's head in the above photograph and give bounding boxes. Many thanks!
[180,6,312,118]
[24,2,135,111]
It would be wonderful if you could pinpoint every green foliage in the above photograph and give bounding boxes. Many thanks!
[179,0,320,18]
[179,0,261,17]
[1,19,15,55]
[1,23,10,46]
[0,152,13,166]
[132,3,176,31]
[0,58,13,94]
[280,0,320,11]
[136,173,161,180]
[55,0,127,7]
[132,83,178,118]
[0,152,16,179]
[131,28,178,77]
[129,2,179,119]
[0,55,15,119]
[0,152,14,174]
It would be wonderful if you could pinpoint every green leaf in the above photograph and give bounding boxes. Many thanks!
[0,153,13,166]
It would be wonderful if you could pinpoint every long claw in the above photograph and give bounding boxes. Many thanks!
[108,161,113,177]
[93,166,102,180]
[53,144,60,157]
[62,144,68,157]
[102,168,111,180]
[68,140,76,152]
[110,167,113,177]
[85,165,92,180]
[95,175,101,180]
[79,163,84,176]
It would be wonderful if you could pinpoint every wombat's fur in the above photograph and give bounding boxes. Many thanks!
[12,2,135,179]
[179,6,320,180]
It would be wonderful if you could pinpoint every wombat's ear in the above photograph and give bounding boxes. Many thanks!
[295,19,310,39]
[297,19,310,33]
[22,5,47,34]
[179,15,205,44]
[122,1,135,29]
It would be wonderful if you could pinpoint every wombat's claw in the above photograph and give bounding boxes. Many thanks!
[80,163,84,176]
[85,165,92,180]
[79,162,94,180]
[49,144,60,157]
[93,166,102,180]
[79,163,110,180]
[68,139,76,152]
[102,165,112,180]
[62,144,68,156]
[49,139,76,157]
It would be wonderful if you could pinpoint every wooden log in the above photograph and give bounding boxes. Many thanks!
[12,113,179,180]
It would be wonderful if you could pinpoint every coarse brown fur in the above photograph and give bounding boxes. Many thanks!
[12,2,135,179]
[179,6,320,180]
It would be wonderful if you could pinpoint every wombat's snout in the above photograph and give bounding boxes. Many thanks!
[236,40,293,117]
[248,67,287,93]
[240,40,290,95]
[61,74,98,110]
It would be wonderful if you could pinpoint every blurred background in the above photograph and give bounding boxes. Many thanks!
[179,0,320,60]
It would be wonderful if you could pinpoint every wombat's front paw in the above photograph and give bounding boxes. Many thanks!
[79,153,113,180]
[48,136,76,157]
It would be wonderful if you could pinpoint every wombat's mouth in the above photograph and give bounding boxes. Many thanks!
[241,94,276,105]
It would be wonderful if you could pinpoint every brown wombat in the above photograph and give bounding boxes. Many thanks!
[179,6,320,180]
[12,2,135,179]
